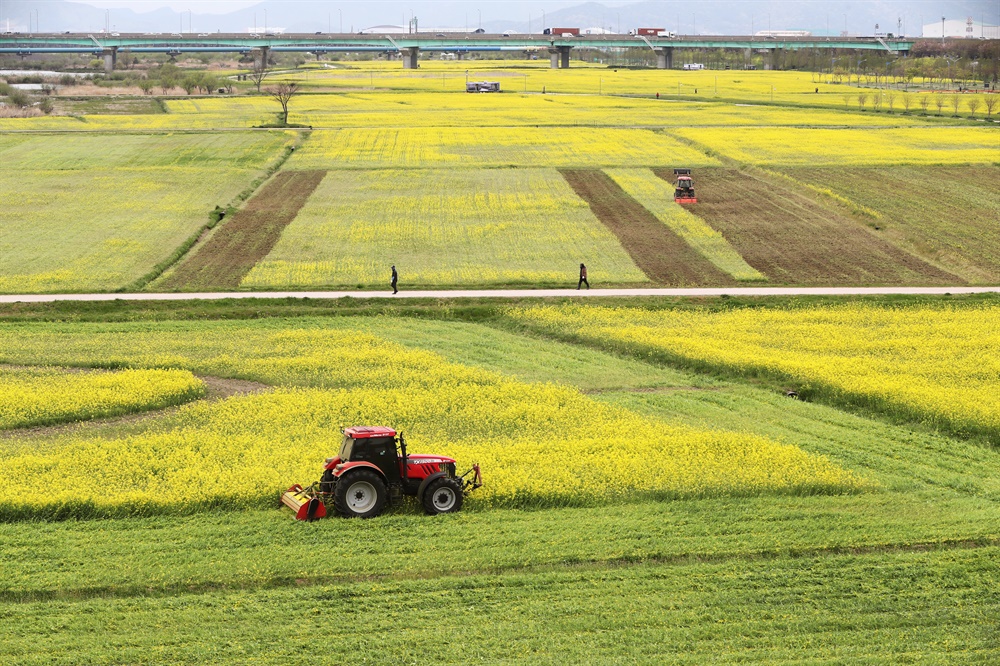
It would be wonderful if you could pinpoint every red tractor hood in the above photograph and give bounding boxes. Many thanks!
[406,454,457,465]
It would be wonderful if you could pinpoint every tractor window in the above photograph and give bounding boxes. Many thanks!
[339,436,354,461]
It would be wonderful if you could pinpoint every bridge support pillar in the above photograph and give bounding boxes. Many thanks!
[252,46,270,70]
[102,47,118,72]
[655,47,673,69]
[402,47,419,68]
[770,47,783,70]
[548,46,572,69]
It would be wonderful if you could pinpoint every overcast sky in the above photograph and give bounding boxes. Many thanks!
[67,1,262,12]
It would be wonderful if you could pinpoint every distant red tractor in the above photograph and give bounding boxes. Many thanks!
[281,426,482,520]
[674,168,697,204]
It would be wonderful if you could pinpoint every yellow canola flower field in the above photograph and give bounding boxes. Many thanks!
[604,168,764,281]
[162,92,936,130]
[284,126,719,169]
[0,367,204,430]
[511,303,1000,442]
[0,327,864,520]
[675,126,1000,166]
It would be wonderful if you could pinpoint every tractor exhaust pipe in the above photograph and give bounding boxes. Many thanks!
[400,432,408,482]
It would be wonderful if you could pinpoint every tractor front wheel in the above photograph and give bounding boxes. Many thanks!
[422,477,464,515]
[334,470,387,518]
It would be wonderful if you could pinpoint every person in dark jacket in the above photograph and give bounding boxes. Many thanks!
[391,265,398,294]
[577,263,590,290]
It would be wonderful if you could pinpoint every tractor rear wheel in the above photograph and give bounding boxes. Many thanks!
[422,477,464,515]
[334,469,387,518]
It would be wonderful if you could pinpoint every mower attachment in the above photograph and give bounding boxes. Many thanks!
[281,483,327,521]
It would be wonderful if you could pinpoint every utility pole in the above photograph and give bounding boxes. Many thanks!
[941,16,945,45]
[339,10,343,33]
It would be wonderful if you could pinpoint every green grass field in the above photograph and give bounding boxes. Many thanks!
[1,301,999,662]
[0,132,296,293]
[241,168,649,289]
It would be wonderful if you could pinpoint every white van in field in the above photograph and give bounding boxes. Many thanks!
[683,63,705,70]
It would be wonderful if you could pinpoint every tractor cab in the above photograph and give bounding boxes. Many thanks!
[673,168,697,204]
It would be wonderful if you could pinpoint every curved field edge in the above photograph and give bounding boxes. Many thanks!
[504,303,1000,446]
[0,366,205,431]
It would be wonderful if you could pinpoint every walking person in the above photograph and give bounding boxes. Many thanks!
[577,263,590,290]
[390,265,398,295]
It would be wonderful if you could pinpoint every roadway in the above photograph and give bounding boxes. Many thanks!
[2,287,998,304]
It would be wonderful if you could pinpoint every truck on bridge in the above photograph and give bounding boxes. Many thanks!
[543,28,580,36]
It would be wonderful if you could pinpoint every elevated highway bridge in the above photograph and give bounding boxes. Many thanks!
[0,33,914,71]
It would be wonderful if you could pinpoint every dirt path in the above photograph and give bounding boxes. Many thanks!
[560,169,734,286]
[653,168,961,286]
[159,170,326,291]
[2,286,999,303]
[0,369,270,440]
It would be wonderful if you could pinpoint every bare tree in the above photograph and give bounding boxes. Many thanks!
[901,94,912,113]
[885,91,896,113]
[265,82,300,126]
[918,94,930,114]
[248,58,269,93]
[934,94,945,115]
[967,97,981,118]
[984,95,999,118]
[857,92,869,111]
[841,93,851,109]
[949,93,961,116]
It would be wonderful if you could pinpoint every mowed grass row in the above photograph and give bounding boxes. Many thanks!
[1,544,997,664]
[0,131,297,293]
[242,168,649,289]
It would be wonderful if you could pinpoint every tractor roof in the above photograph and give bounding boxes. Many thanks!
[344,426,397,438]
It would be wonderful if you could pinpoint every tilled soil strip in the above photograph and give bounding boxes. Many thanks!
[160,170,326,291]
[560,169,734,286]
[651,168,960,286]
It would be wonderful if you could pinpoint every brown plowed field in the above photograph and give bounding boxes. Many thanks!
[160,170,326,291]
[560,169,734,286]
[653,168,961,286]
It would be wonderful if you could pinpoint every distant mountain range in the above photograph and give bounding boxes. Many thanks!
[0,0,987,37]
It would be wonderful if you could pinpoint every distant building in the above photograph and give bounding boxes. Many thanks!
[357,25,409,35]
[922,18,998,39]
[753,30,812,38]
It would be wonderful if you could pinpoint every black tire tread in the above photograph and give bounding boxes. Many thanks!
[333,469,388,519]
[422,476,464,515]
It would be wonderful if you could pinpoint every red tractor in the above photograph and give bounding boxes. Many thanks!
[673,168,697,204]
[281,426,482,520]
